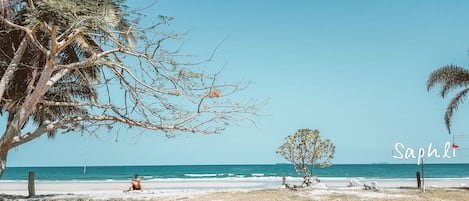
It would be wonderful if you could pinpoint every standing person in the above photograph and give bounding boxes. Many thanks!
[129,174,142,191]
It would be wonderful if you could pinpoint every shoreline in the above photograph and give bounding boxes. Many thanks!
[1,177,469,200]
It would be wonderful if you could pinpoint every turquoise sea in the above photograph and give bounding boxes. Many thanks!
[2,164,469,182]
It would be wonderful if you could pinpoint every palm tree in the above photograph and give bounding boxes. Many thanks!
[427,64,469,134]
[0,0,135,178]
[1,0,134,137]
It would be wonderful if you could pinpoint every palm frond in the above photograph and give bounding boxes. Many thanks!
[445,88,469,134]
[427,64,469,98]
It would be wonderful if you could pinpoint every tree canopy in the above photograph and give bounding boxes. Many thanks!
[0,0,263,178]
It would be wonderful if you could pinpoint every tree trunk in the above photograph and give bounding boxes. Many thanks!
[0,150,7,179]
[0,36,29,179]
[0,36,29,100]
[0,35,30,179]
[300,153,307,185]
[311,162,315,177]
[0,55,58,179]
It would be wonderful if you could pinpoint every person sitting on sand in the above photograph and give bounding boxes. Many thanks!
[129,174,142,191]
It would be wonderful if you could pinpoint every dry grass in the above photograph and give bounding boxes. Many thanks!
[391,188,469,201]
[176,188,469,201]
[3,188,469,201]
[180,189,312,201]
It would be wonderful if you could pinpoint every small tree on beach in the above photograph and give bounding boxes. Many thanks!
[277,128,335,186]
[0,0,263,178]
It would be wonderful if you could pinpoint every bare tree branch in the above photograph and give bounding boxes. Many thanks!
[1,18,48,54]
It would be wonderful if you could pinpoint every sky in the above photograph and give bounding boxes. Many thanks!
[7,0,469,166]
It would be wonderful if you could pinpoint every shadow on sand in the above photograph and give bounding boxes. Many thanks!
[0,193,76,201]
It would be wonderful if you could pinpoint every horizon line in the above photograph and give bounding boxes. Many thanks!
[8,162,469,168]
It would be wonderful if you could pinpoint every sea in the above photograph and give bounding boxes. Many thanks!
[1,164,469,182]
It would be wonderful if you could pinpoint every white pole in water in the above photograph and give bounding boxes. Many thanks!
[83,160,87,175]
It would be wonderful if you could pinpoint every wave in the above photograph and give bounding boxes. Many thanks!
[147,176,301,182]
[184,174,218,177]
[0,180,27,183]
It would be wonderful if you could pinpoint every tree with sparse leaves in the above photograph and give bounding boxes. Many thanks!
[0,0,263,178]
[277,128,335,186]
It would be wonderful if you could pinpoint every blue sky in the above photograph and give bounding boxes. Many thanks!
[7,0,469,166]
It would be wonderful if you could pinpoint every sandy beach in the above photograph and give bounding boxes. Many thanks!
[1,178,469,200]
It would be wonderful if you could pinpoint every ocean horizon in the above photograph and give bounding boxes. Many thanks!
[2,163,469,182]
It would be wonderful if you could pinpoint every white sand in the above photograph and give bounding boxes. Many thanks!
[0,179,276,200]
[1,178,468,200]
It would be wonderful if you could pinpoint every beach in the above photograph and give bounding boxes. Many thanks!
[2,177,469,200]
